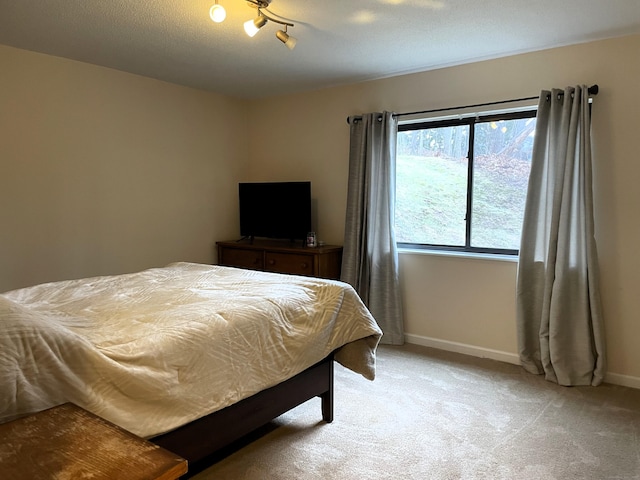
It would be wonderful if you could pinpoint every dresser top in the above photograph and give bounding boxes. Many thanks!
[217,238,342,254]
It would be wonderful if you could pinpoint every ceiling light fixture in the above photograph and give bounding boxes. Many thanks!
[210,0,297,50]
[275,26,296,50]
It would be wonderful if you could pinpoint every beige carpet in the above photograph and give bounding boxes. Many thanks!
[190,344,640,479]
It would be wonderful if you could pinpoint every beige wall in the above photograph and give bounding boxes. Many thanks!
[0,45,248,291]
[246,34,640,386]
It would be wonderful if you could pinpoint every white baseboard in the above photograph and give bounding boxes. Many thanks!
[603,372,640,390]
[404,333,640,390]
[404,334,520,365]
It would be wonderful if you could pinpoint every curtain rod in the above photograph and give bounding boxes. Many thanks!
[347,84,599,124]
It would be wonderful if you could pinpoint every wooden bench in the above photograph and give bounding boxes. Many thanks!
[0,403,187,480]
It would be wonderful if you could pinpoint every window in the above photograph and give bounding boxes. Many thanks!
[396,109,537,255]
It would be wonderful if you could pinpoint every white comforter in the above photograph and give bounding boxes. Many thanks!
[0,262,381,437]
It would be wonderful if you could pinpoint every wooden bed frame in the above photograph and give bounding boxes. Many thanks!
[151,353,334,466]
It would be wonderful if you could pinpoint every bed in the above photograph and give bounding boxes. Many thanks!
[0,262,381,465]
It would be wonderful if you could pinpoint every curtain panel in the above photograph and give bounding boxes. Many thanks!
[342,112,404,345]
[516,85,606,386]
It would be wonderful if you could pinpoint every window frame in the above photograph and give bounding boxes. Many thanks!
[396,107,537,256]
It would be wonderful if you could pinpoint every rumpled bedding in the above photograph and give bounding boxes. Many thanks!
[0,262,381,438]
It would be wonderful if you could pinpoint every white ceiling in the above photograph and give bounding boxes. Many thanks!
[1,0,640,99]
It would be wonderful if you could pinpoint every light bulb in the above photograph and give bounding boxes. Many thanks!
[209,4,226,23]
[244,19,259,37]
[244,16,267,37]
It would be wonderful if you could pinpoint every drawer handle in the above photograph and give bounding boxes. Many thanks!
[268,259,275,265]
[301,263,308,269]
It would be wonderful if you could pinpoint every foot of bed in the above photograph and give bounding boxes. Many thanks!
[321,390,333,423]
[321,356,334,423]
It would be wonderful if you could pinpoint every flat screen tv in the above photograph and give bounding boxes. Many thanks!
[239,181,312,242]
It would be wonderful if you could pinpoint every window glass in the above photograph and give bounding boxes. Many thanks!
[471,117,536,250]
[396,125,469,246]
[396,109,536,255]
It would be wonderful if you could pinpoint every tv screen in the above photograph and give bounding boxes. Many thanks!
[239,182,312,241]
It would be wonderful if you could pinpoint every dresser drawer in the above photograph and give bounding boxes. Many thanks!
[265,252,314,276]
[219,247,264,270]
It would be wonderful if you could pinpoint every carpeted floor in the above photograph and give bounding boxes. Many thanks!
[190,344,640,479]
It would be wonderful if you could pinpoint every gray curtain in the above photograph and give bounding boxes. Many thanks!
[342,112,404,345]
[516,85,606,386]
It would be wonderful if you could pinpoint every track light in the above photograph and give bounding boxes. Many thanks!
[244,14,268,37]
[209,1,226,23]
[276,27,296,50]
[210,0,297,49]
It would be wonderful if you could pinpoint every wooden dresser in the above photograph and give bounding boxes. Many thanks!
[217,239,343,280]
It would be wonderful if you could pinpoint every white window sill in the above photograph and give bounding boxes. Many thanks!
[397,247,518,263]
